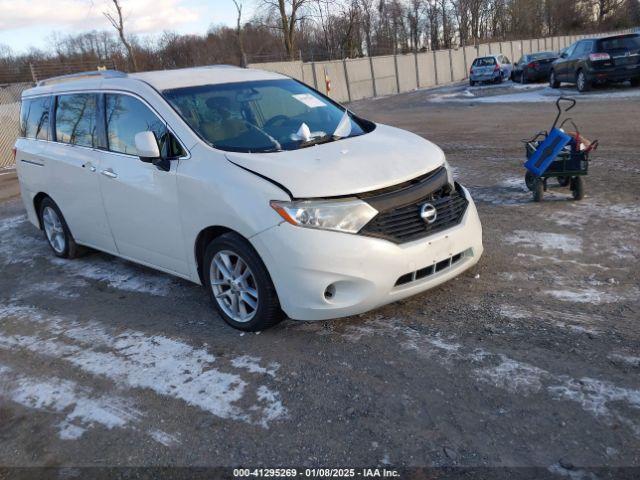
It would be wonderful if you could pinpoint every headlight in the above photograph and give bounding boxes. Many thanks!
[270,198,378,234]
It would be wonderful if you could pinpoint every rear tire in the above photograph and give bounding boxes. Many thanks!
[549,70,560,88]
[571,176,585,200]
[39,197,80,259]
[576,70,591,92]
[203,232,284,331]
[630,78,640,88]
[533,178,544,202]
[521,70,527,84]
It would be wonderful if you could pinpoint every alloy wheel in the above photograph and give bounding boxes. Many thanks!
[42,206,66,254]
[210,250,259,323]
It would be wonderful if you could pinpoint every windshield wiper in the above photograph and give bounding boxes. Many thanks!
[297,134,334,148]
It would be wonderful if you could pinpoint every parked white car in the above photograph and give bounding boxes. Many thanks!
[15,66,483,331]
[469,54,513,85]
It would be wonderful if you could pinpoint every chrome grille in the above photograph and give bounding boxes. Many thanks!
[361,184,468,244]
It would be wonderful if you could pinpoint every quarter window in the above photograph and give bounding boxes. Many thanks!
[22,97,51,140]
[55,94,98,147]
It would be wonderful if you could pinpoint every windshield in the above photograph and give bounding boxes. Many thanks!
[473,57,496,66]
[163,79,371,153]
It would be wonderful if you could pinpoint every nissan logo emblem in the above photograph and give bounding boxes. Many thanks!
[420,203,437,224]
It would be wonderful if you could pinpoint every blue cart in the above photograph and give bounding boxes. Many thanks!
[523,97,598,202]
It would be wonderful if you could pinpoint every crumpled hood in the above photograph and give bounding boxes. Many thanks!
[225,123,445,198]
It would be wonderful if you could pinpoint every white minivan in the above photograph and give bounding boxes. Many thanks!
[15,66,483,331]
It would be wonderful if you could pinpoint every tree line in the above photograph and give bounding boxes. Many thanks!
[1,0,638,83]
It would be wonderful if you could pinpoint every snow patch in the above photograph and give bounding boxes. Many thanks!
[0,303,287,428]
[504,230,582,254]
[475,355,546,394]
[549,376,640,420]
[149,429,180,447]
[231,355,279,377]
[545,288,619,304]
[608,353,640,368]
[0,216,174,296]
[2,372,139,440]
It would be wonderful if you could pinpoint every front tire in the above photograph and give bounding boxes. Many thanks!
[39,197,80,259]
[521,70,528,84]
[533,178,544,202]
[525,171,536,191]
[203,232,284,331]
[549,70,560,88]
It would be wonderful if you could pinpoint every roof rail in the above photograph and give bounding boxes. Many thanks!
[37,70,127,87]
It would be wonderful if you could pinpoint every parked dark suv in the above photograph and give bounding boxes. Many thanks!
[549,33,640,92]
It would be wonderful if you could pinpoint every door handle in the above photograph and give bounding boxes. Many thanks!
[101,169,118,178]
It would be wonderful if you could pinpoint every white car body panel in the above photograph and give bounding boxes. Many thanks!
[15,65,483,322]
[226,124,446,198]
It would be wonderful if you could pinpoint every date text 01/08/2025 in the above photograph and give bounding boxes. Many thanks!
[233,468,400,477]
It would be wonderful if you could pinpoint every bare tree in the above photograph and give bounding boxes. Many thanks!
[358,0,375,55]
[261,0,309,60]
[232,0,248,66]
[594,0,626,24]
[104,0,138,71]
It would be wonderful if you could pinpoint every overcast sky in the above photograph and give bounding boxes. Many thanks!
[0,0,255,54]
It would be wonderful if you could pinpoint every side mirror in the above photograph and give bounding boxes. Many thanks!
[135,131,160,159]
[560,52,568,59]
[135,131,170,171]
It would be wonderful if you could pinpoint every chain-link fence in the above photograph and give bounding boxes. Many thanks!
[0,82,31,170]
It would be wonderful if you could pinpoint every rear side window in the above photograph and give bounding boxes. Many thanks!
[599,35,640,52]
[105,94,184,157]
[21,97,50,140]
[55,94,98,147]
[473,57,496,66]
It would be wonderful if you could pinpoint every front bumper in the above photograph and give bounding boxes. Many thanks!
[251,186,483,321]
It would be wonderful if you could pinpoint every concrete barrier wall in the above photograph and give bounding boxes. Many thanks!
[396,55,417,93]
[371,55,397,96]
[435,50,451,84]
[247,27,637,104]
[302,63,316,88]
[416,52,436,88]
[451,49,467,81]
[346,58,374,101]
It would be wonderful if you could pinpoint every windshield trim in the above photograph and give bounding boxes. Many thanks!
[160,78,375,154]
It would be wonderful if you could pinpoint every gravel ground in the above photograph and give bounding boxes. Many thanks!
[0,80,638,477]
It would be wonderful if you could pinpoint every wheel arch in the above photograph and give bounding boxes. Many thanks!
[194,225,242,284]
[32,192,51,230]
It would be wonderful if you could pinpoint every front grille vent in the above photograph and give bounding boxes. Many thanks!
[395,251,466,287]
